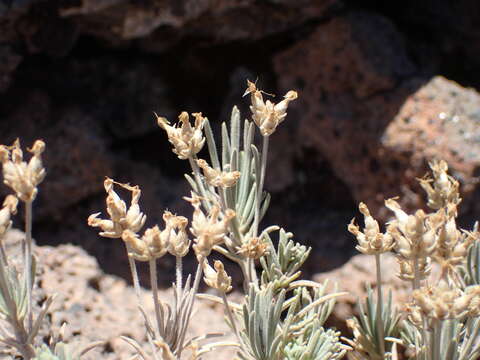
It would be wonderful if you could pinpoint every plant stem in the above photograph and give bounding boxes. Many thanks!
[176,256,183,305]
[0,239,8,266]
[24,200,33,333]
[126,250,143,308]
[221,291,241,343]
[413,257,421,290]
[253,136,269,238]
[375,253,385,357]
[177,257,204,357]
[149,259,164,336]
[189,156,210,210]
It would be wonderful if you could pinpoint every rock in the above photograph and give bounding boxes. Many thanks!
[274,11,480,219]
[0,229,236,359]
[0,45,22,93]
[382,76,480,214]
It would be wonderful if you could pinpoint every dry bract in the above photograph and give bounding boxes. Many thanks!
[164,211,190,257]
[0,139,46,202]
[156,111,205,160]
[203,260,232,293]
[0,195,18,237]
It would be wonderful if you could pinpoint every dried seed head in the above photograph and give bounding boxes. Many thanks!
[348,202,394,255]
[419,160,460,211]
[396,256,431,282]
[122,229,151,261]
[203,260,232,293]
[385,199,438,259]
[143,225,169,260]
[164,211,190,257]
[435,211,473,275]
[237,236,268,259]
[0,139,46,202]
[197,159,240,188]
[185,192,235,260]
[156,111,205,160]
[244,80,298,137]
[88,178,146,238]
[412,285,466,321]
[0,195,18,238]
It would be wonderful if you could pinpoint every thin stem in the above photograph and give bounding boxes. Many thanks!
[375,253,385,357]
[126,250,143,307]
[430,320,440,360]
[413,257,421,290]
[176,256,183,305]
[188,156,210,210]
[24,200,33,333]
[220,291,241,343]
[253,136,269,238]
[177,257,204,357]
[0,239,8,266]
[149,259,163,337]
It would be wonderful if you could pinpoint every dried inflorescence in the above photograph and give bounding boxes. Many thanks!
[348,202,394,255]
[237,236,268,259]
[156,111,206,160]
[419,159,460,211]
[0,139,46,202]
[164,211,190,258]
[88,178,146,238]
[243,80,298,136]
[411,284,480,323]
[196,159,240,188]
[185,192,235,260]
[88,178,191,262]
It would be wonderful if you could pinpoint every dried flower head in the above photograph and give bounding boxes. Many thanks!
[121,224,170,262]
[197,159,240,188]
[203,260,232,293]
[0,195,18,238]
[237,236,268,259]
[0,139,46,202]
[185,192,235,260]
[88,178,146,238]
[411,284,474,321]
[156,111,205,160]
[434,211,473,281]
[164,211,190,257]
[419,159,460,211]
[121,229,150,261]
[396,256,431,282]
[243,80,298,137]
[385,198,438,259]
[348,202,394,255]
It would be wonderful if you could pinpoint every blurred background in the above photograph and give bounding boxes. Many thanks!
[1,0,480,285]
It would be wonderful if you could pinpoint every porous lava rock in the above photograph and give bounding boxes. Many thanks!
[274,11,480,219]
